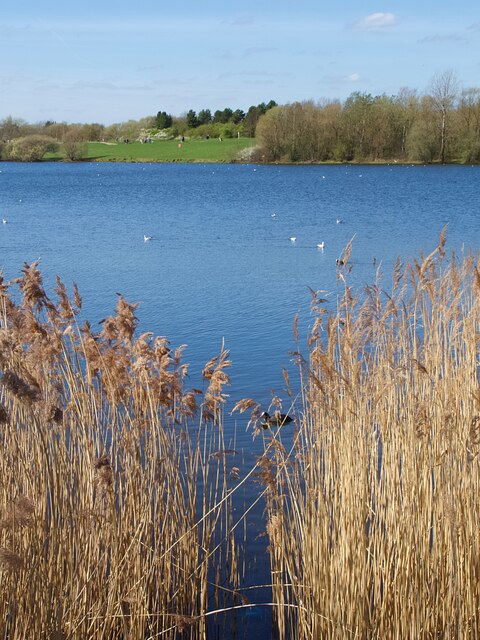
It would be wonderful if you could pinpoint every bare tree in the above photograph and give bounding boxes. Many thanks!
[429,70,459,163]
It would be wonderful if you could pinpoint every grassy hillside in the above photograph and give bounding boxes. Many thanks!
[85,137,256,162]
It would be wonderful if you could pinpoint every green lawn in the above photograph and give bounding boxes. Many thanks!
[84,138,256,162]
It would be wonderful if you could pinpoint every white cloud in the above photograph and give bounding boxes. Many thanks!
[321,72,361,85]
[354,13,397,30]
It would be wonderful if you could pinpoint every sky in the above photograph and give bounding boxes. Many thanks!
[1,0,479,125]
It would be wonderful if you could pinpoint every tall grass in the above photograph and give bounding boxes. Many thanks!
[263,232,480,638]
[3,233,480,638]
[0,262,240,639]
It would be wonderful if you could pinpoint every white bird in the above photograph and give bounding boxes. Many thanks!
[290,236,297,242]
[336,218,343,224]
[271,213,276,218]
[2,218,7,224]
[317,242,325,250]
[144,235,152,242]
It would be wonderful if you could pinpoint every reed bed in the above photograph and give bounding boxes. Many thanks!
[263,233,480,638]
[4,234,480,639]
[0,262,241,639]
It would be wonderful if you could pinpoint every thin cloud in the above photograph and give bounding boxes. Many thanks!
[246,79,276,86]
[5,17,217,34]
[353,13,397,30]
[243,46,278,57]
[217,51,236,61]
[70,80,155,93]
[136,64,165,72]
[322,73,361,84]
[230,15,255,27]
[218,70,293,80]
[419,34,467,44]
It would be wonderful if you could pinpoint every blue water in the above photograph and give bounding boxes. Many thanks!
[1,162,478,411]
[0,161,479,635]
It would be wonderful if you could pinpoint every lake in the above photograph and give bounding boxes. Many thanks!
[0,161,479,636]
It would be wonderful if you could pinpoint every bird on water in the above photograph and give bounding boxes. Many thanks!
[260,411,294,427]
[144,235,152,242]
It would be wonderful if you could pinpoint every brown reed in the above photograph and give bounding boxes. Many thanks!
[0,265,241,639]
[261,232,480,638]
[4,235,478,638]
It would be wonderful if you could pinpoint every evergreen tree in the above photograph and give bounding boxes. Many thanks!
[186,109,198,128]
[221,108,233,123]
[243,101,277,137]
[198,109,212,125]
[155,111,173,129]
[232,109,245,124]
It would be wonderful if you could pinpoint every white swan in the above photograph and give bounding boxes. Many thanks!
[317,242,325,250]
[144,235,152,242]
[290,236,297,242]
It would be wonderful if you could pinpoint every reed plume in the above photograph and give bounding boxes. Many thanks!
[263,232,480,638]
[0,267,242,639]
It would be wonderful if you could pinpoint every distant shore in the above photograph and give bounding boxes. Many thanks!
[4,137,475,165]
[51,138,258,164]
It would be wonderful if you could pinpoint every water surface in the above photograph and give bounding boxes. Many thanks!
[0,161,478,635]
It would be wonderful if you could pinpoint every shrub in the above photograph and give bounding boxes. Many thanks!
[63,129,88,161]
[6,135,58,161]
[460,139,480,163]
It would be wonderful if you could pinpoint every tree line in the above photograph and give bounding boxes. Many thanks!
[1,71,480,163]
[0,100,278,161]
[156,100,278,140]
[254,71,480,164]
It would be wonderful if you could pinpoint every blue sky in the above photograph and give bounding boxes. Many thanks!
[1,0,479,124]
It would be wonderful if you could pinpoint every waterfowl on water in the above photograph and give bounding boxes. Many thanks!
[290,236,297,242]
[260,411,294,427]
[144,235,152,242]
[317,241,325,250]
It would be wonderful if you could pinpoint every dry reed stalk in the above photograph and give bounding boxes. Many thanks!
[264,236,480,638]
[0,267,243,639]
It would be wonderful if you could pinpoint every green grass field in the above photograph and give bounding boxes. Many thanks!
[84,138,256,162]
